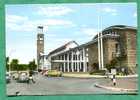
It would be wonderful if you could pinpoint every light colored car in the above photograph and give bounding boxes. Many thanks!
[17,72,29,83]
[12,72,19,80]
[46,70,62,77]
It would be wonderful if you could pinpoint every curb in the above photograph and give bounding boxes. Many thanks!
[62,74,138,78]
[62,75,107,78]
[95,84,138,92]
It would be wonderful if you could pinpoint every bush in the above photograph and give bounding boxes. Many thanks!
[89,70,106,75]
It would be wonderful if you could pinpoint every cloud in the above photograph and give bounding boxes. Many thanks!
[6,14,75,32]
[6,42,36,64]
[6,14,34,32]
[42,19,74,26]
[46,33,56,37]
[81,28,98,37]
[6,15,28,23]
[133,12,137,17]
[37,6,74,17]
[45,38,73,53]
[102,7,118,16]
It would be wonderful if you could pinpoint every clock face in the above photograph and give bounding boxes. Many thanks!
[40,37,43,40]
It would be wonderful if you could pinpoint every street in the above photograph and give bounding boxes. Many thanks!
[7,73,137,96]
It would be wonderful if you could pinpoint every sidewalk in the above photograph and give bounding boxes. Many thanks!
[95,78,138,92]
[63,73,138,92]
[63,72,138,78]
[63,73,106,78]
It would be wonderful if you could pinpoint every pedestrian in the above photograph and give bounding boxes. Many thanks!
[28,70,36,84]
[113,74,116,86]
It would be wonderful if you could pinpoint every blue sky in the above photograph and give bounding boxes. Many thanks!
[6,3,137,64]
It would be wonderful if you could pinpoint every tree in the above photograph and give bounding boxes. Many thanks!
[6,57,9,71]
[18,64,28,71]
[105,55,127,72]
[105,58,117,72]
[10,59,19,71]
[28,59,37,71]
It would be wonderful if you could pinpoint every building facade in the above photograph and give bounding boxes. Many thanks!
[46,41,89,72]
[44,25,137,74]
[88,25,137,74]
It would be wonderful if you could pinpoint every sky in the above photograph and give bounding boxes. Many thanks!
[6,3,137,64]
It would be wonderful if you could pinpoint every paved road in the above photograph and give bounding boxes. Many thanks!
[6,74,133,96]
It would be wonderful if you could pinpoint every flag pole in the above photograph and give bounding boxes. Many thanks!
[98,5,101,70]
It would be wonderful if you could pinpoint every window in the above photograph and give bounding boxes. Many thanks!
[115,43,120,53]
[115,43,118,52]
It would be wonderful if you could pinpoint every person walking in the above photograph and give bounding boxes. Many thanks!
[28,70,35,84]
[113,74,116,86]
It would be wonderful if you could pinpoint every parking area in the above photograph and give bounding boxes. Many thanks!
[6,73,137,96]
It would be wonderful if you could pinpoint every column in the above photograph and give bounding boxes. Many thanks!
[59,56,61,71]
[71,51,74,72]
[67,52,70,72]
[98,32,101,70]
[83,48,87,72]
[74,52,76,71]
[63,54,66,72]
[77,50,80,72]
[79,50,82,72]
[101,31,104,70]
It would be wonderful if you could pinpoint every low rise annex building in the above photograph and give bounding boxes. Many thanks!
[39,25,137,74]
[45,41,89,72]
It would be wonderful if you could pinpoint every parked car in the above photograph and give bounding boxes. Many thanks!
[6,72,11,83]
[17,72,29,83]
[11,72,19,80]
[45,70,62,77]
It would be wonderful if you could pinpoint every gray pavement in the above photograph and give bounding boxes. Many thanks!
[6,73,137,96]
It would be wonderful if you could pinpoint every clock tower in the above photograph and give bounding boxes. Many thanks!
[37,26,44,71]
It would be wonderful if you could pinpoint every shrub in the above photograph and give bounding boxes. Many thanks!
[89,70,106,75]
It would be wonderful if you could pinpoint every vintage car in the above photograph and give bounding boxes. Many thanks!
[45,70,62,77]
[17,72,29,83]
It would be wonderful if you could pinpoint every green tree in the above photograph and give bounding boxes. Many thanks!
[28,59,37,71]
[6,57,9,71]
[18,64,28,71]
[106,55,127,72]
[10,59,19,71]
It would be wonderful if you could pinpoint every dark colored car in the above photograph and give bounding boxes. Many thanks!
[6,73,11,83]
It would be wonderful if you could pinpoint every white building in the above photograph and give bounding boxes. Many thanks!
[45,41,89,72]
